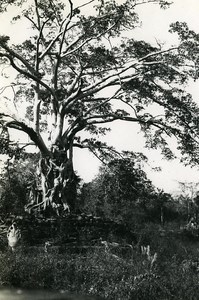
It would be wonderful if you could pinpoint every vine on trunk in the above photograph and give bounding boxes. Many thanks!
[25,145,78,216]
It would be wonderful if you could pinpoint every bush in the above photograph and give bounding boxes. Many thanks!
[0,245,160,299]
[1,223,199,299]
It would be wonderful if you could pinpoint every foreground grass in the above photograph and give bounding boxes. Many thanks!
[1,225,199,299]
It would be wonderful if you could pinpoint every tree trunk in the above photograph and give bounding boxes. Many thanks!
[160,206,164,227]
[25,146,78,216]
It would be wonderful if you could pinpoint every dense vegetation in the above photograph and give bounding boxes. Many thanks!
[1,224,199,299]
[1,0,199,216]
[1,0,199,298]
[0,152,194,223]
[1,155,199,299]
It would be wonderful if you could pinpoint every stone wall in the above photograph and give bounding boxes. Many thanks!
[2,214,137,247]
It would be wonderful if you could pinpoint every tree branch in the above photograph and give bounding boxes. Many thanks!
[24,15,39,30]
[84,87,122,117]
[36,17,51,65]
[0,52,55,97]
[0,43,39,77]
[53,0,73,90]
[61,22,118,58]
[6,120,50,156]
[81,47,178,97]
[75,0,95,10]
[84,113,182,140]
[34,0,41,30]
[39,30,63,61]
[67,68,83,98]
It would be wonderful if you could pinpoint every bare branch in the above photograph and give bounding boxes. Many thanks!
[60,35,84,57]
[89,147,106,165]
[81,73,141,100]
[19,142,36,150]
[84,87,122,117]
[75,0,95,10]
[84,113,177,136]
[6,120,50,156]
[39,30,63,60]
[0,52,54,96]
[80,47,178,97]
[53,0,73,90]
[82,97,107,103]
[132,0,172,8]
[0,84,17,95]
[138,47,178,62]
[24,15,39,30]
[36,17,51,65]
[85,114,139,124]
[33,93,41,134]
[119,98,139,118]
[61,22,117,58]
[34,0,41,30]
[67,69,82,98]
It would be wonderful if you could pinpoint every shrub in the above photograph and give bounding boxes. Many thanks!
[0,224,199,299]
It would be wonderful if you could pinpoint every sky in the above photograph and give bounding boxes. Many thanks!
[73,0,199,194]
[1,0,199,194]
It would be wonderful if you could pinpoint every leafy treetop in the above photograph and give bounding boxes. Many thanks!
[0,0,199,167]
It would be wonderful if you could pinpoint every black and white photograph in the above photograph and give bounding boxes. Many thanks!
[0,0,199,299]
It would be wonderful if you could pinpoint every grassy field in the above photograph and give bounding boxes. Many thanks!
[0,223,199,299]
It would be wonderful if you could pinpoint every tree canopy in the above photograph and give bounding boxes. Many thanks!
[81,152,178,225]
[81,152,156,221]
[0,0,199,213]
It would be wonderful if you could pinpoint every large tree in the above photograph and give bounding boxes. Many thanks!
[0,0,199,215]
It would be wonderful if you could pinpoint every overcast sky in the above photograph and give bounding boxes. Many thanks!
[1,0,199,194]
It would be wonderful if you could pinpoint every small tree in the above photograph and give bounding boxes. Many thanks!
[81,152,156,224]
[0,155,37,217]
[178,182,199,222]
[149,190,175,226]
[0,0,199,215]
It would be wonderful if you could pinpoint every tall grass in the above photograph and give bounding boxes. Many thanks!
[0,223,199,299]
